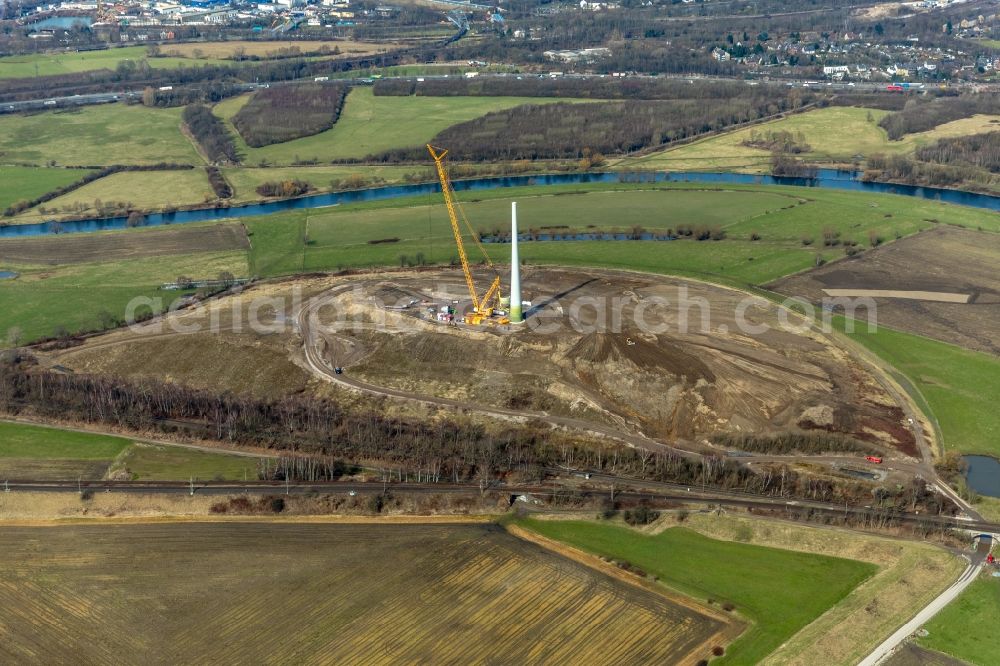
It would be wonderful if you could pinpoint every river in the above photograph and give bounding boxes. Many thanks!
[1,169,998,239]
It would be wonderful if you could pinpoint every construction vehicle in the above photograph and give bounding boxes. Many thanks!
[427,144,509,326]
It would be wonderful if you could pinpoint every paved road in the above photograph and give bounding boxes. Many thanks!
[0,69,980,115]
[858,548,990,666]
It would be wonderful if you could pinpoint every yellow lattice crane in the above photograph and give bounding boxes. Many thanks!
[427,144,507,326]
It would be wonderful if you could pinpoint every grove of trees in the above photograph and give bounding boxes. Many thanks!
[232,84,348,147]
[182,104,239,164]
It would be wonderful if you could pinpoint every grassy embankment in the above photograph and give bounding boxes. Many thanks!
[515,516,877,665]
[842,323,1000,459]
[0,420,130,480]
[628,106,1000,173]
[222,164,430,204]
[918,573,1000,665]
[10,170,215,222]
[0,420,262,481]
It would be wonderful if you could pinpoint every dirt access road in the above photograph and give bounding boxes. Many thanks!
[297,279,959,499]
[296,286,703,459]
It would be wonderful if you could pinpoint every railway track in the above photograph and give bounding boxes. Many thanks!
[6,476,998,533]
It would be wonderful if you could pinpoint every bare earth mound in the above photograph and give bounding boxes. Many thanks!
[318,268,916,455]
[770,226,1000,355]
[47,268,916,456]
[0,522,729,665]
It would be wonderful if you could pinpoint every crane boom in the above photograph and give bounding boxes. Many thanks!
[428,144,481,313]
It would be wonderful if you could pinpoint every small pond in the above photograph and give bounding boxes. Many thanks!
[963,455,1000,498]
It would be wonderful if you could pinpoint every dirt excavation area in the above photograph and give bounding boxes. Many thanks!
[45,267,916,456]
[310,267,916,455]
[771,226,1000,355]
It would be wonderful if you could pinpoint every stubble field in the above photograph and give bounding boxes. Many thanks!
[0,522,729,665]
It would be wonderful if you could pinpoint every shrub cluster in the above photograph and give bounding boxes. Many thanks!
[205,166,232,198]
[255,179,311,198]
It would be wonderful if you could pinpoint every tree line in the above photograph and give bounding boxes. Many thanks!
[2,163,192,217]
[713,432,882,456]
[232,83,348,148]
[863,152,994,191]
[205,166,232,199]
[0,352,957,516]
[182,104,238,165]
[370,94,809,162]
[879,95,999,140]
[916,130,1000,174]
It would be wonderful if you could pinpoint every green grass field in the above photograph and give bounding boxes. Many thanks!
[0,249,248,342]
[244,182,1000,287]
[516,518,876,665]
[0,104,203,166]
[0,166,94,212]
[0,421,129,459]
[215,87,586,165]
[0,421,263,481]
[0,46,222,80]
[630,106,1000,173]
[843,323,1000,457]
[919,574,1000,665]
[0,420,131,480]
[112,443,262,482]
[14,169,215,221]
